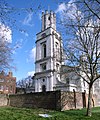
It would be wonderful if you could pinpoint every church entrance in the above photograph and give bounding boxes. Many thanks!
[42,85,46,92]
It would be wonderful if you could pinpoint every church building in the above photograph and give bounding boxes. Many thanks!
[34,10,100,95]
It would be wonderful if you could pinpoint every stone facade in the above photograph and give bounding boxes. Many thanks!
[55,65,89,93]
[0,71,16,94]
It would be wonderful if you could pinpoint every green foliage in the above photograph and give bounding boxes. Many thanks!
[0,107,100,120]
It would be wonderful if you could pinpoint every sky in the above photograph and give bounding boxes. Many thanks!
[0,0,76,81]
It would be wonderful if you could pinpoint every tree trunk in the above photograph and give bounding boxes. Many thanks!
[86,83,93,116]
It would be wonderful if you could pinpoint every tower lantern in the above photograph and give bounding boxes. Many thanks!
[42,10,56,31]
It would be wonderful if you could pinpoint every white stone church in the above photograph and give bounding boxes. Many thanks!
[34,10,100,95]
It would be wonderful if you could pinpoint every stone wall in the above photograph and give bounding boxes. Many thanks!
[9,91,61,110]
[0,91,99,110]
[9,91,88,110]
[60,91,88,110]
[92,94,100,107]
[0,94,8,106]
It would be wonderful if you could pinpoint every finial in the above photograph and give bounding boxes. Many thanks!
[42,11,44,15]
[45,10,48,14]
[50,10,53,14]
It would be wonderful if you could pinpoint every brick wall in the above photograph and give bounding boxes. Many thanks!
[60,91,87,110]
[0,91,99,110]
[9,91,61,110]
[9,91,88,110]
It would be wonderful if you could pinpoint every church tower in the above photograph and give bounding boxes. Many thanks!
[34,10,63,92]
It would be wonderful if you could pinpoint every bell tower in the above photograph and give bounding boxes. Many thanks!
[34,10,63,92]
[42,10,56,31]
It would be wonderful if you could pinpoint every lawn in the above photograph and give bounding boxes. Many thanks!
[0,106,100,120]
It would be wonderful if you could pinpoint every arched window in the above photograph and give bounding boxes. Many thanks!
[42,43,46,58]
[43,44,46,58]
[43,79,45,82]
[66,78,69,84]
[48,16,50,20]
[41,42,47,58]
[42,85,46,92]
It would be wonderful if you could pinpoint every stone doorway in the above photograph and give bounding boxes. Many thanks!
[42,85,46,92]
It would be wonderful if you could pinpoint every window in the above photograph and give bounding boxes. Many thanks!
[44,16,46,29]
[43,79,45,82]
[6,86,8,91]
[41,43,46,58]
[41,33,46,38]
[0,85,3,90]
[41,63,46,71]
[83,81,86,87]
[48,16,50,20]
[10,86,12,92]
[0,78,4,82]
[55,42,60,60]
[43,44,46,58]
[66,78,69,84]
[56,63,59,71]
[55,42,58,48]
[7,79,10,82]
[55,33,58,39]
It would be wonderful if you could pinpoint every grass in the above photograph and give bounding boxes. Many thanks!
[0,106,100,120]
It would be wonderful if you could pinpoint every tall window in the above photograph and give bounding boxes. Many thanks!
[55,42,58,49]
[43,44,46,58]
[48,16,50,20]
[41,43,46,58]
[56,63,59,71]
[55,42,59,60]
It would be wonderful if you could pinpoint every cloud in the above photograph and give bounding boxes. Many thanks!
[55,3,66,13]
[14,39,23,49]
[27,71,35,76]
[23,12,34,26]
[0,23,12,43]
[20,30,29,37]
[13,39,24,54]
[38,12,42,20]
[30,47,36,62]
[27,46,36,63]
[56,0,82,20]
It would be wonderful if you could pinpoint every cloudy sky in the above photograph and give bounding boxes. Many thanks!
[1,0,77,81]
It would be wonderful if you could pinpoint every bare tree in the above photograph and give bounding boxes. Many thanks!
[0,0,43,28]
[0,0,42,71]
[0,40,13,71]
[16,76,34,88]
[59,0,100,117]
[0,22,13,71]
[66,20,100,117]
[82,0,100,20]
